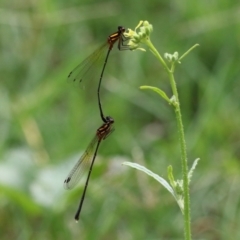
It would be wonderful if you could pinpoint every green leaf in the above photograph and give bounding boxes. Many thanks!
[123,162,184,212]
[140,86,171,104]
[123,162,174,193]
[188,158,200,183]
[167,165,175,188]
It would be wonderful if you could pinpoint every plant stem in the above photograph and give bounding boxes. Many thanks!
[146,39,192,240]
[144,39,169,71]
[169,72,191,240]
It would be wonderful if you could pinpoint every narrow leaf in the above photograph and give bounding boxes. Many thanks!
[123,162,175,197]
[188,158,200,183]
[140,86,171,104]
[123,161,184,213]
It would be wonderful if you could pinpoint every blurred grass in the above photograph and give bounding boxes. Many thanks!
[1,0,240,239]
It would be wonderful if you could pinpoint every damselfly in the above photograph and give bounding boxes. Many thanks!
[64,116,114,221]
[68,26,129,122]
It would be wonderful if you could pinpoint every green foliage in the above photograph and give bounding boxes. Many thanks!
[0,0,240,239]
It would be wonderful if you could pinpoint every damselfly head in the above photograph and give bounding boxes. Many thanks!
[118,26,125,33]
[105,116,114,124]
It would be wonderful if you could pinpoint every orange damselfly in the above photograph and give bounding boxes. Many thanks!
[68,26,129,122]
[64,116,114,221]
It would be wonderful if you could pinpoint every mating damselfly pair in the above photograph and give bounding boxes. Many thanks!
[64,26,130,221]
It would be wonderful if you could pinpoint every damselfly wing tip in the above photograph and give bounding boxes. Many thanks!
[63,177,71,189]
[64,177,70,183]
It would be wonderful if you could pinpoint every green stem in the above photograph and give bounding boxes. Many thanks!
[144,39,169,71]
[178,44,199,62]
[170,72,191,240]
[146,39,191,240]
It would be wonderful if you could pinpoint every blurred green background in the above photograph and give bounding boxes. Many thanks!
[1,0,240,239]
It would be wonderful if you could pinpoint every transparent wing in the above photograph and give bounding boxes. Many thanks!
[64,135,99,190]
[67,43,107,85]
